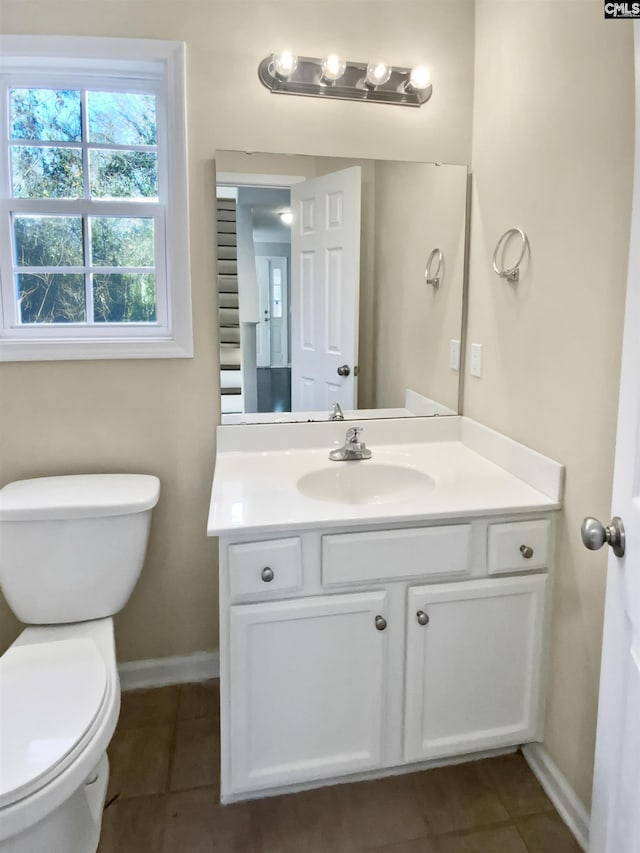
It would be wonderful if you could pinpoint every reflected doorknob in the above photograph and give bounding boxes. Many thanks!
[581,516,626,558]
[337,364,351,377]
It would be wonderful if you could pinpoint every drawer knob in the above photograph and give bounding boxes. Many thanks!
[261,566,274,582]
[520,545,534,559]
[416,610,430,626]
[374,615,387,631]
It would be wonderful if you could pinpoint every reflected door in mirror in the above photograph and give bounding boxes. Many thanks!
[291,167,361,411]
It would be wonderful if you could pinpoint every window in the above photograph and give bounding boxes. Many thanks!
[0,37,192,360]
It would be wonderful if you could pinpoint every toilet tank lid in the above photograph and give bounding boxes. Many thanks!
[0,474,160,521]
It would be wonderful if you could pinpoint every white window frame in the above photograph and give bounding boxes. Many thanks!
[0,36,193,361]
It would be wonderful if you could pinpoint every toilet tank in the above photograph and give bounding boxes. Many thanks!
[0,474,160,625]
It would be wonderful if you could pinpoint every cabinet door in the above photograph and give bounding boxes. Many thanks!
[229,591,388,793]
[404,575,547,762]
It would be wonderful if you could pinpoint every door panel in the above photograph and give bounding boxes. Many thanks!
[229,591,387,793]
[591,23,640,852]
[291,167,361,411]
[404,576,546,762]
[255,256,288,369]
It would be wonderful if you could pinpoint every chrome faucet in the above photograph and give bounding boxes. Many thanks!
[329,402,344,421]
[329,427,372,461]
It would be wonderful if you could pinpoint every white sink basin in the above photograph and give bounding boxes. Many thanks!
[296,463,435,506]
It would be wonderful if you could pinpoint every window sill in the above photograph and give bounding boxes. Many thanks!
[0,336,194,362]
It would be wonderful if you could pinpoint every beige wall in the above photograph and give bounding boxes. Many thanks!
[466,1,634,808]
[0,0,475,658]
[0,0,635,817]
[374,161,467,411]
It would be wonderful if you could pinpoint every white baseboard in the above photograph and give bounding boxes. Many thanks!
[118,650,219,691]
[522,743,590,851]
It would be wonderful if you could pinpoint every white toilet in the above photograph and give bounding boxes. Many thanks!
[0,473,160,853]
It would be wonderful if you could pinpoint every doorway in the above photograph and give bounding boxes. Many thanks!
[215,182,292,416]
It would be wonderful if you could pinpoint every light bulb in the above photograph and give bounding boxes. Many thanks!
[272,52,298,79]
[321,53,346,82]
[408,65,431,91]
[279,210,293,225]
[365,61,392,88]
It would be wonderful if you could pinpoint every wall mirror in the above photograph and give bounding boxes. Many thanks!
[214,150,469,424]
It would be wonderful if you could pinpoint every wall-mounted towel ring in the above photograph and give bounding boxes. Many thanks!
[492,228,529,282]
[424,248,444,287]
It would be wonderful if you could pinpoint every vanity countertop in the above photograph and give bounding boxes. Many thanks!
[207,417,564,536]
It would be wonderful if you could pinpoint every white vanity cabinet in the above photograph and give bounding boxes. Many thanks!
[219,515,554,801]
[210,416,564,802]
[228,591,389,792]
[404,574,547,762]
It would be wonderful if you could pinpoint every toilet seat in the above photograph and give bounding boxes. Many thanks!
[0,638,108,809]
[0,619,120,846]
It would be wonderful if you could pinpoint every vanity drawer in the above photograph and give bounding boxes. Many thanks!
[228,538,302,598]
[487,520,551,575]
[322,525,472,586]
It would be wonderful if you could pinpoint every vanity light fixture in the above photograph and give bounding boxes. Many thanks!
[365,61,392,89]
[279,210,293,225]
[321,53,347,83]
[407,65,431,92]
[259,53,433,107]
[272,51,298,79]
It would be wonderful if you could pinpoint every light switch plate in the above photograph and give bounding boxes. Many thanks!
[470,342,482,378]
[449,339,460,371]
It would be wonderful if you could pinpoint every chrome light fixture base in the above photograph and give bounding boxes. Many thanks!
[258,56,433,108]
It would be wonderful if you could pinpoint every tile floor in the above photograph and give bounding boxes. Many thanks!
[98,682,582,853]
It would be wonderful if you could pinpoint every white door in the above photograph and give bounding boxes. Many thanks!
[256,256,288,369]
[404,576,546,763]
[290,167,361,412]
[255,257,270,368]
[228,590,387,794]
[589,25,640,853]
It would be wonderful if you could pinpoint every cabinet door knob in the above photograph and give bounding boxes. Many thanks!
[374,615,387,631]
[520,545,534,559]
[416,610,430,626]
[261,566,274,582]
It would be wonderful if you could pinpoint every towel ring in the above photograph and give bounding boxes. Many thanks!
[424,248,444,287]
[492,228,528,282]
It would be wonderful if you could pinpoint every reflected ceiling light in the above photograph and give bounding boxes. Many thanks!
[321,53,347,83]
[258,53,433,107]
[365,61,392,88]
[279,210,293,225]
[407,65,431,92]
[272,51,298,79]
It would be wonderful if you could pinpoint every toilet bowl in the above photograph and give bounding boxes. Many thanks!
[0,619,119,853]
[0,474,160,853]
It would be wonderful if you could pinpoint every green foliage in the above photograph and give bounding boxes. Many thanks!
[12,146,83,199]
[93,274,157,323]
[90,150,157,199]
[11,88,81,142]
[15,216,83,266]
[10,86,159,325]
[18,273,85,324]
[92,217,154,268]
